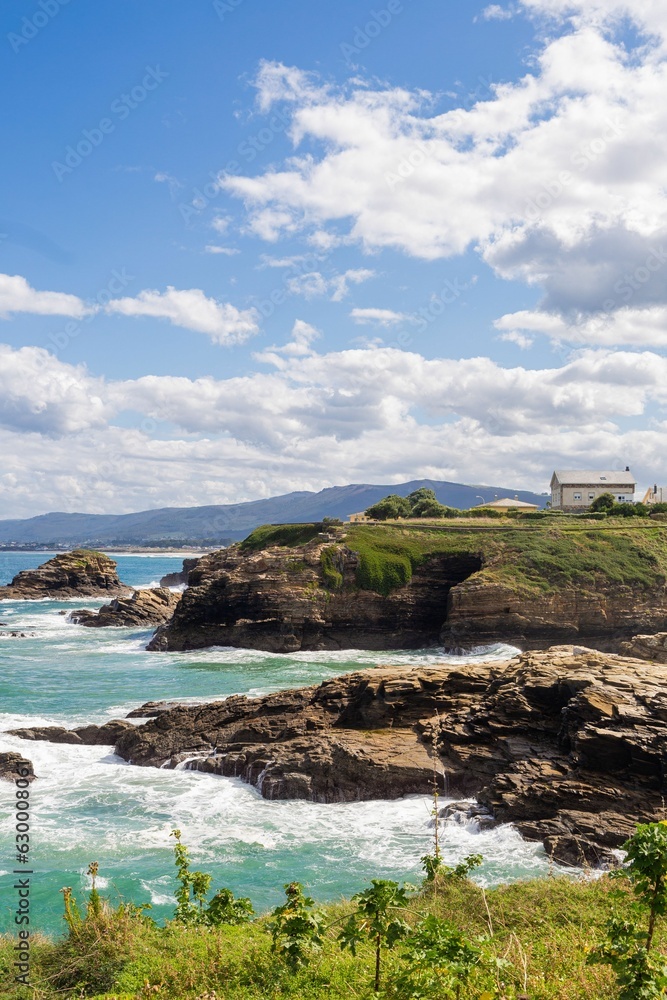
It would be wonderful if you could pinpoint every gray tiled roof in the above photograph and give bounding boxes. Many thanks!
[551,470,635,485]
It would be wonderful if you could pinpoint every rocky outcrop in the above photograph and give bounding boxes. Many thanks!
[145,527,667,654]
[159,557,199,588]
[7,720,136,746]
[0,550,129,601]
[69,588,180,628]
[114,662,494,800]
[111,645,667,864]
[7,630,665,862]
[0,752,35,782]
[432,646,667,865]
[620,632,667,664]
[148,542,483,652]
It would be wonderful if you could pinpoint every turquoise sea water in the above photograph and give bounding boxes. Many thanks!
[0,552,549,936]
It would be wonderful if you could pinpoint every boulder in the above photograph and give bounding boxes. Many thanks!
[0,550,129,601]
[620,632,667,664]
[69,588,180,628]
[159,557,199,588]
[0,752,36,782]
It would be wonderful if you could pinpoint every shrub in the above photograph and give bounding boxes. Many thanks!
[320,546,344,590]
[589,822,667,998]
[339,879,412,993]
[268,882,326,970]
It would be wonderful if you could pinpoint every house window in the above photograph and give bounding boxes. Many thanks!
[617,495,626,502]
[573,493,582,500]
[588,493,595,500]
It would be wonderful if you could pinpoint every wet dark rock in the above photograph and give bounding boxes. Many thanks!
[0,752,36,782]
[69,588,180,628]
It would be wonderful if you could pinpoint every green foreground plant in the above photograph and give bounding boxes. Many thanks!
[589,822,667,998]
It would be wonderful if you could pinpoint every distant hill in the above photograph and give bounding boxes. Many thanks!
[0,480,548,546]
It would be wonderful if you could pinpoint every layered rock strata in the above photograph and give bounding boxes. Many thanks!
[620,632,667,663]
[0,550,129,601]
[146,532,667,654]
[148,542,483,652]
[69,587,180,628]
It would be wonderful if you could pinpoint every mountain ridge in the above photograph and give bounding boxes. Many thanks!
[0,479,547,545]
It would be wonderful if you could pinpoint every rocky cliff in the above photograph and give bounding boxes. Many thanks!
[0,549,129,600]
[69,587,180,628]
[147,535,482,652]
[147,523,667,653]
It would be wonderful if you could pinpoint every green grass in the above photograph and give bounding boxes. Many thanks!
[236,520,667,597]
[344,522,667,596]
[240,524,323,552]
[1,875,660,999]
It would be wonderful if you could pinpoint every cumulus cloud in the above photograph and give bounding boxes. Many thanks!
[350,308,411,326]
[0,346,108,435]
[216,17,667,340]
[2,334,667,516]
[104,286,260,344]
[286,267,375,300]
[0,273,91,319]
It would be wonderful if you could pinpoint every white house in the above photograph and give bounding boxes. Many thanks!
[550,469,636,511]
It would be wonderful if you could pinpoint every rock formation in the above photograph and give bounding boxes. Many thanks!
[69,587,180,628]
[0,752,35,782]
[0,550,129,601]
[146,526,667,653]
[103,645,667,865]
[7,720,136,746]
[148,541,484,652]
[620,632,667,664]
[159,557,199,588]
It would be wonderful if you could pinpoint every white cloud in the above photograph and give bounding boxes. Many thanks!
[218,24,667,334]
[350,308,411,326]
[4,335,667,517]
[0,346,108,435]
[0,273,91,319]
[204,245,240,255]
[498,330,534,349]
[481,5,515,19]
[496,305,667,347]
[105,287,260,345]
[287,267,375,300]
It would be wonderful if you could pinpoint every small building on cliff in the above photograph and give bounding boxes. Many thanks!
[550,469,636,511]
[472,497,540,513]
[643,485,667,505]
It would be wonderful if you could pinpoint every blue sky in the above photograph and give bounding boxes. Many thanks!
[2,0,667,516]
